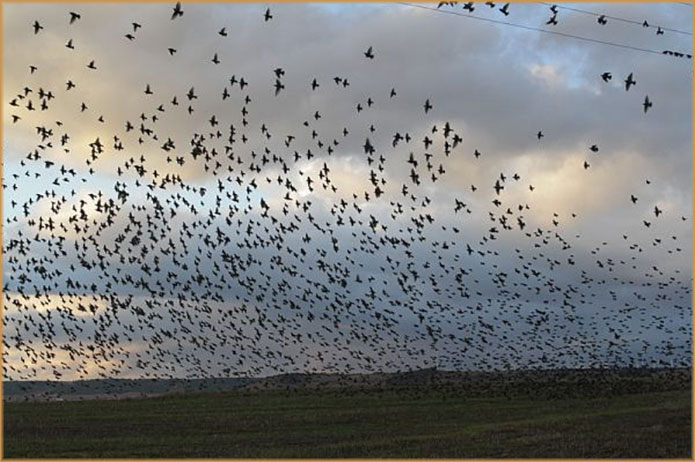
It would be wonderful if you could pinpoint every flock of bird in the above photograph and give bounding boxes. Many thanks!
[3,3,691,391]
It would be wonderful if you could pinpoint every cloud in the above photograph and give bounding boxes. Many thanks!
[3,2,691,380]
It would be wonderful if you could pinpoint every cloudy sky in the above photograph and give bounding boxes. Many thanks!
[2,2,692,381]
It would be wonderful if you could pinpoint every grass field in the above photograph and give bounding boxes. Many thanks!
[3,385,691,458]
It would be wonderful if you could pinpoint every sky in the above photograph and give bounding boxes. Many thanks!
[2,2,692,381]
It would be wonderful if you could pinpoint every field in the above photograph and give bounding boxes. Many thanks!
[3,369,691,458]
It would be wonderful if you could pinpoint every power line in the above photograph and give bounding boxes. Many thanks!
[397,3,692,61]
[539,3,692,36]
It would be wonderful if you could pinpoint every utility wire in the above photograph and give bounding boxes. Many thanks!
[398,3,692,60]
[539,2,692,36]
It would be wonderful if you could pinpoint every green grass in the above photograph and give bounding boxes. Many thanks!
[3,387,691,458]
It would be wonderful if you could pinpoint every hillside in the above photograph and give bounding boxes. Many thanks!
[4,367,690,402]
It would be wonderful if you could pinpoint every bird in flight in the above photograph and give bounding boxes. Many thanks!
[364,46,375,59]
[643,95,652,113]
[4,1,689,399]
[172,2,184,20]
[625,72,636,91]
[274,79,285,96]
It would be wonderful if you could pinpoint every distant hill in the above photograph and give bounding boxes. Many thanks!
[239,367,690,398]
[4,367,690,402]
[3,377,254,402]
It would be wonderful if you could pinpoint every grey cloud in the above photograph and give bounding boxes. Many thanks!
[3,2,691,380]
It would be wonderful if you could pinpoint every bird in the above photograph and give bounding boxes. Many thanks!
[69,12,81,24]
[32,21,43,34]
[643,96,652,113]
[264,8,272,21]
[624,73,636,91]
[172,2,184,20]
[4,1,690,405]
[597,15,607,25]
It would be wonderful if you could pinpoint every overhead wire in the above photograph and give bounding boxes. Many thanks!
[397,3,692,61]
[538,2,692,36]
